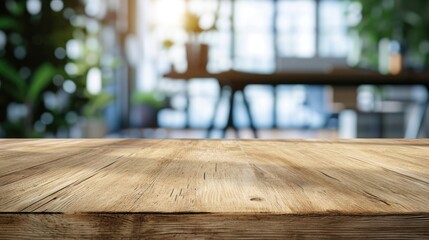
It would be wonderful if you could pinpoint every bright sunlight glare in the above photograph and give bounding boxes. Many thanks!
[153,0,186,27]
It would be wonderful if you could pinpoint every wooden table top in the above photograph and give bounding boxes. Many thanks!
[164,69,429,87]
[1,139,429,238]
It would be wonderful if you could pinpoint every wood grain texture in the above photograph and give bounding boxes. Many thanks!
[1,214,429,239]
[0,139,428,238]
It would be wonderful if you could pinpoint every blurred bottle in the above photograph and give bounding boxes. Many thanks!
[378,39,405,75]
[378,38,390,74]
[389,40,404,75]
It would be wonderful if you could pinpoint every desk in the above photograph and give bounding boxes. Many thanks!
[0,139,428,238]
[165,70,429,138]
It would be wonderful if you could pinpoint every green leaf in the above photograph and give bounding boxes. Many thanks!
[0,59,26,101]
[131,91,166,109]
[0,16,22,31]
[28,63,56,102]
[6,0,25,16]
[84,93,114,118]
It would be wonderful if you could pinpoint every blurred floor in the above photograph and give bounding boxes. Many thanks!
[112,129,338,139]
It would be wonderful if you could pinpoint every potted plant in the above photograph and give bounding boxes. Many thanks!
[131,91,168,128]
[349,0,429,71]
[0,0,91,138]
[183,10,218,72]
[81,92,114,138]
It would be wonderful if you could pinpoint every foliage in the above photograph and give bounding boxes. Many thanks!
[350,0,429,69]
[27,63,57,102]
[131,91,166,110]
[182,8,218,43]
[184,12,204,34]
[83,92,115,118]
[162,39,174,49]
[0,0,113,137]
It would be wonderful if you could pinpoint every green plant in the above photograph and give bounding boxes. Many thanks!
[184,12,204,35]
[350,0,429,69]
[0,0,114,137]
[0,0,89,137]
[162,39,175,49]
[83,92,114,119]
[131,91,166,110]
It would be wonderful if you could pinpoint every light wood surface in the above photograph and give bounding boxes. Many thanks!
[1,139,429,238]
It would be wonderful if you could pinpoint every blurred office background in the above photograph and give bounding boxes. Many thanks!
[1,0,429,139]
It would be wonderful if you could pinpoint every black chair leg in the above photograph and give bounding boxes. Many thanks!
[207,88,225,138]
[272,86,277,129]
[210,88,257,139]
[416,96,429,138]
[242,90,258,138]
[221,89,236,138]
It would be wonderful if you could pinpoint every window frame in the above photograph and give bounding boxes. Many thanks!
[231,0,348,72]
